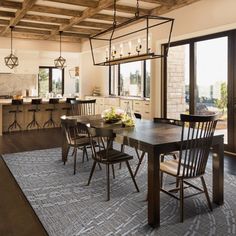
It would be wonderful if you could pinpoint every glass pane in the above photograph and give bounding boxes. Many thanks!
[196,37,228,144]
[167,44,190,119]
[52,68,63,95]
[38,68,49,98]
[120,61,142,97]
[145,60,151,98]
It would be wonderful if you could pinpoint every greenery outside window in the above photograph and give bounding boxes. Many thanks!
[38,67,64,97]
[109,60,150,98]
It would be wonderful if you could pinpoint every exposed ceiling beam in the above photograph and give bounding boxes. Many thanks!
[0,10,15,18]
[17,21,59,30]
[0,0,37,36]
[45,0,119,40]
[0,1,22,10]
[23,14,70,24]
[106,4,150,15]
[78,21,112,29]
[67,27,100,35]
[30,5,82,17]
[151,0,201,15]
[43,0,99,8]
[0,19,10,25]
[140,0,173,5]
[90,13,129,23]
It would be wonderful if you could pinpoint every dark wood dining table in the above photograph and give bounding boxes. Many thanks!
[61,115,224,228]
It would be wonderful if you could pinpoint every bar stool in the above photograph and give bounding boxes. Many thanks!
[43,98,59,128]
[62,97,76,116]
[8,99,23,132]
[26,98,42,130]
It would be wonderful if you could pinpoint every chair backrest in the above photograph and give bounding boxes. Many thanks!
[153,117,183,126]
[12,99,23,105]
[31,98,42,105]
[49,98,59,104]
[88,127,115,161]
[61,118,78,145]
[134,113,142,119]
[178,114,218,178]
[70,99,96,116]
[66,97,76,103]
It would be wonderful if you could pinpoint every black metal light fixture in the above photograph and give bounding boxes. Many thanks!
[4,26,19,69]
[89,0,174,66]
[54,31,66,69]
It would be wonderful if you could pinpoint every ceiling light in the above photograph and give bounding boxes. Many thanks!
[89,0,174,66]
[4,26,19,69]
[54,31,66,69]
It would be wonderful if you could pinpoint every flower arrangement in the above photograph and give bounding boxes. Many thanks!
[102,107,135,127]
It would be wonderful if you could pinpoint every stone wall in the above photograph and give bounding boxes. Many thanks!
[0,74,37,96]
[166,45,187,120]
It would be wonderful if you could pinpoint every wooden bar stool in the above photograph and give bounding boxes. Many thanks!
[26,98,42,130]
[8,99,23,132]
[62,97,76,116]
[43,98,59,128]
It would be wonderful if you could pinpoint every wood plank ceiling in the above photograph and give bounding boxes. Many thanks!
[0,0,200,43]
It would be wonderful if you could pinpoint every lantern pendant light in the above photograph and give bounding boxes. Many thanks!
[5,26,19,69]
[54,31,66,69]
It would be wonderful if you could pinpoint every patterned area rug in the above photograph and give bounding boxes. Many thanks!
[2,147,236,236]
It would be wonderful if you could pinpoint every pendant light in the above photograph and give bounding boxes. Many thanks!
[54,31,66,69]
[89,0,174,66]
[4,26,19,69]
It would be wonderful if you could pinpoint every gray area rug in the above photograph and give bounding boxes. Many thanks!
[3,146,236,236]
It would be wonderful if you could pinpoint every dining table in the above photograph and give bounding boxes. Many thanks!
[60,115,224,228]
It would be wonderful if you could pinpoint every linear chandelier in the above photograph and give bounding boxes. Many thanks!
[89,0,174,66]
[54,31,66,69]
[5,26,19,69]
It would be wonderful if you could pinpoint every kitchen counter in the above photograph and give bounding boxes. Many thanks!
[0,98,71,135]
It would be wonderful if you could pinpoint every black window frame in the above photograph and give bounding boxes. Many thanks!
[109,60,150,98]
[38,66,65,96]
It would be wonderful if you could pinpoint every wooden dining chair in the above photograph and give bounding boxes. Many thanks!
[70,99,96,116]
[87,127,139,201]
[61,118,92,174]
[160,114,218,222]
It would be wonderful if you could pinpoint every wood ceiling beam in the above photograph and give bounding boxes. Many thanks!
[67,27,100,35]
[45,0,118,40]
[151,0,201,15]
[90,13,129,23]
[14,27,51,35]
[0,1,22,10]
[106,4,150,15]
[78,21,112,29]
[0,11,15,18]
[0,0,37,36]
[30,5,82,17]
[62,32,90,38]
[140,0,174,5]
[17,21,59,30]
[0,19,10,25]
[44,0,99,8]
[23,14,70,24]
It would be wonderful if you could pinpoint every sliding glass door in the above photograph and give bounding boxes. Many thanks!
[164,32,233,151]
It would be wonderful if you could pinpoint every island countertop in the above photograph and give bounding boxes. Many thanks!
[0,98,68,105]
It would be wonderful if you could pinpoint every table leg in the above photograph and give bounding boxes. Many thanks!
[212,136,224,205]
[61,131,69,164]
[148,148,160,227]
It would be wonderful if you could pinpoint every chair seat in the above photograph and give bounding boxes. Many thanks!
[95,149,133,164]
[70,137,91,147]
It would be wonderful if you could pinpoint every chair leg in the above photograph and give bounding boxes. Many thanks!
[84,147,89,161]
[106,164,110,201]
[73,148,77,175]
[87,161,97,186]
[134,151,145,177]
[119,144,124,169]
[180,179,184,222]
[201,176,213,211]
[126,161,139,192]
[112,164,115,179]
[98,163,102,170]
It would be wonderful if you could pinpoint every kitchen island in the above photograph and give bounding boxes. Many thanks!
[0,98,71,135]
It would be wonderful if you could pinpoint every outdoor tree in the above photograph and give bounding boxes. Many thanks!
[215,82,227,114]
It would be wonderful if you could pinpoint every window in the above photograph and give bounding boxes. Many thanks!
[109,61,150,98]
[38,67,64,97]
[164,33,228,145]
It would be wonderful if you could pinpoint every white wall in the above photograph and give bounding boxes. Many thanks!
[81,0,236,116]
[0,37,81,96]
